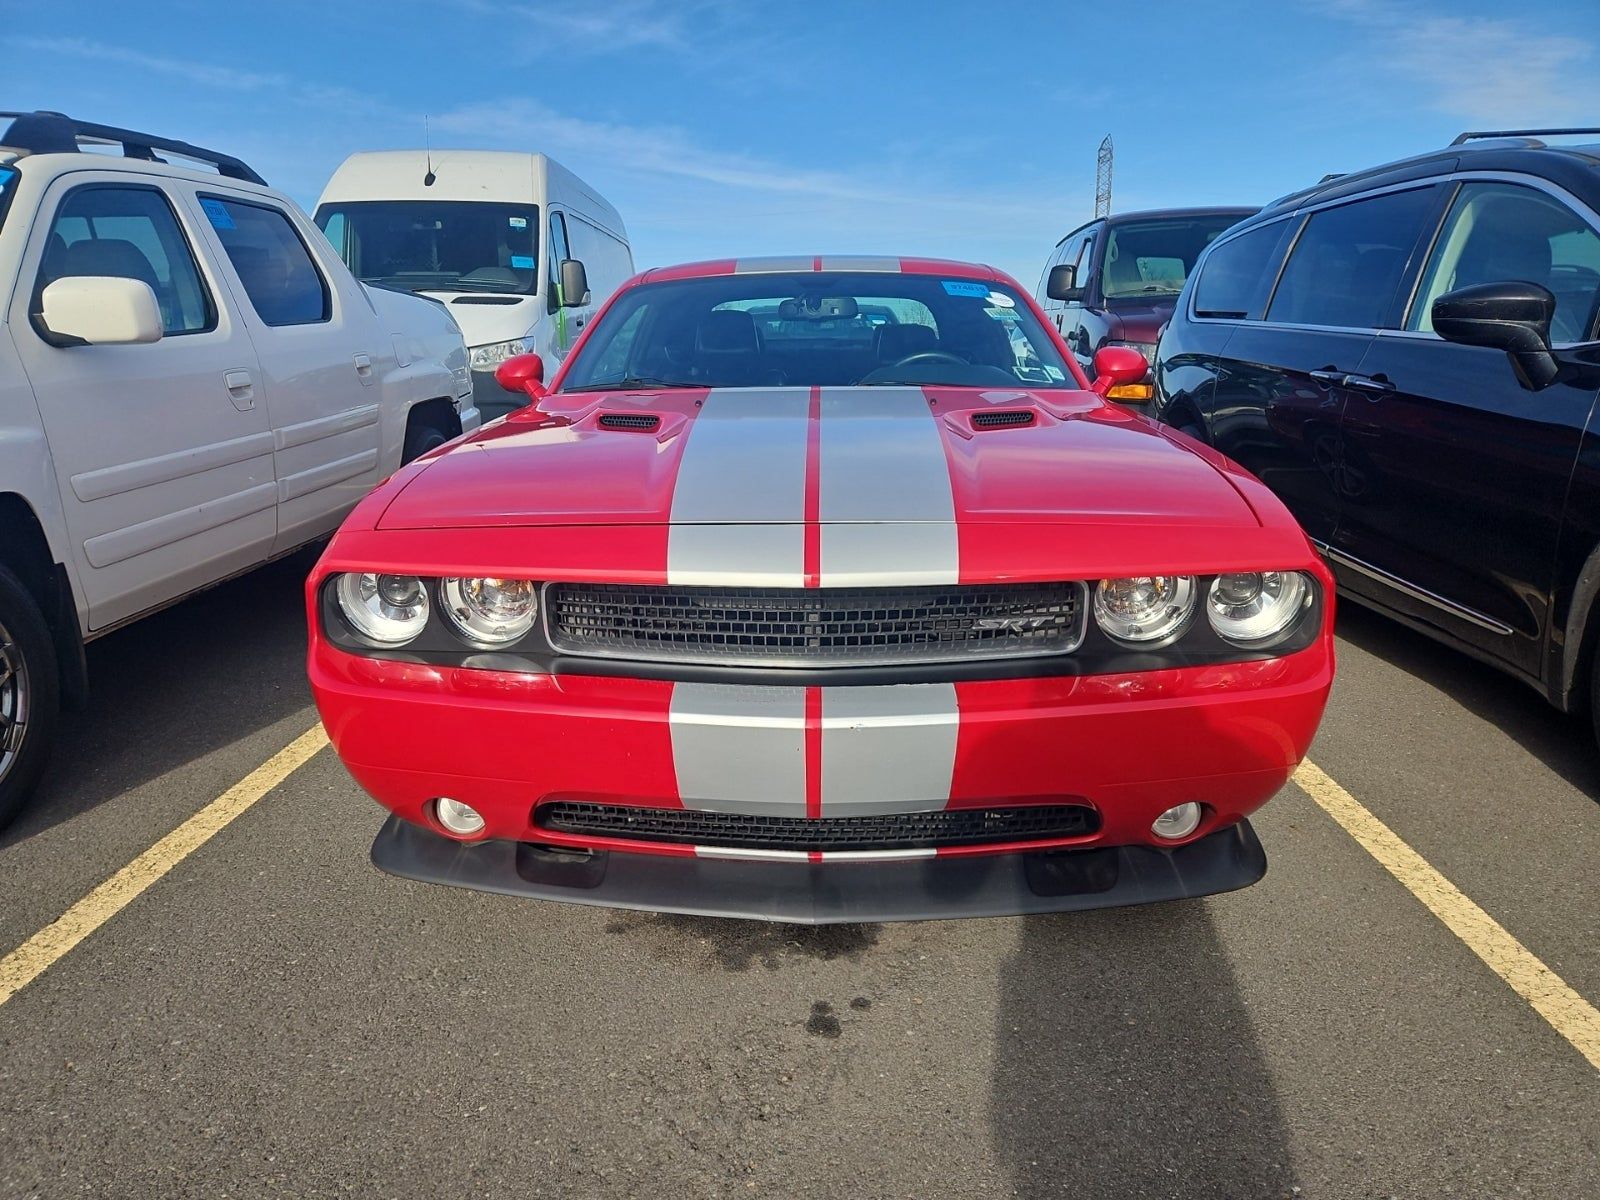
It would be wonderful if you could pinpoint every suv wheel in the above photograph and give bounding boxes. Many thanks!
[0,565,60,832]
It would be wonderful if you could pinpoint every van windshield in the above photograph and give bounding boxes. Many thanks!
[315,200,539,295]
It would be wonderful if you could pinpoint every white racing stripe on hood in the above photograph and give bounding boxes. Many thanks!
[734,256,815,274]
[818,387,959,586]
[667,388,809,586]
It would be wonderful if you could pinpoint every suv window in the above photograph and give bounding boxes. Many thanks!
[1266,187,1436,329]
[38,185,213,335]
[1191,219,1293,320]
[200,196,330,327]
[1408,181,1600,343]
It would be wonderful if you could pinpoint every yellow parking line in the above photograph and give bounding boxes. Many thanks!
[1294,758,1600,1071]
[0,723,328,1009]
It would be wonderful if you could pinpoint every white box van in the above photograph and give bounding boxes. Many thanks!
[315,151,633,420]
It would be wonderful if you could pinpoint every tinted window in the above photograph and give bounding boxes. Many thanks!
[1267,187,1436,329]
[313,200,537,295]
[1191,219,1293,320]
[202,197,330,327]
[39,185,212,334]
[1100,212,1253,300]
[547,211,571,313]
[1409,181,1600,343]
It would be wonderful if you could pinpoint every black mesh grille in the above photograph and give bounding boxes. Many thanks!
[536,802,1099,851]
[598,413,661,430]
[972,410,1035,429]
[544,582,1085,666]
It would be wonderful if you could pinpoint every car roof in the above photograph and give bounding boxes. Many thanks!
[635,255,1005,284]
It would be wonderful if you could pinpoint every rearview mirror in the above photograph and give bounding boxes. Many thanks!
[559,259,589,309]
[1432,281,1559,390]
[1090,345,1151,401]
[1046,263,1083,302]
[38,276,163,346]
[494,352,547,402]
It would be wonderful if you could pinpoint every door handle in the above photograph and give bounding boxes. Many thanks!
[223,369,254,411]
[353,353,374,385]
[1309,368,1347,388]
[1345,372,1396,396]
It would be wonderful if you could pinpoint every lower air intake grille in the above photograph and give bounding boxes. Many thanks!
[543,581,1086,667]
[536,802,1100,851]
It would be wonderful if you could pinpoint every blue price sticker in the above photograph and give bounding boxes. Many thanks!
[0,166,16,194]
[200,198,235,230]
[941,280,990,298]
[510,254,535,269]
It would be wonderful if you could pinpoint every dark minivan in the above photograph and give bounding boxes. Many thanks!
[1153,129,1600,739]
[1037,206,1256,399]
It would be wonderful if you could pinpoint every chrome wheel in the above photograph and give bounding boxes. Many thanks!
[0,618,27,786]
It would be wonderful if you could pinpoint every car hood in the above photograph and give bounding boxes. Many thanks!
[375,385,1259,531]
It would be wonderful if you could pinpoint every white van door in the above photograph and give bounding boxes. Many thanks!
[9,175,276,631]
[187,189,386,555]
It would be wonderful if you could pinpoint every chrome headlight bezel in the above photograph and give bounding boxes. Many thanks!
[1092,575,1199,648]
[333,572,430,647]
[439,577,539,647]
[1205,571,1314,648]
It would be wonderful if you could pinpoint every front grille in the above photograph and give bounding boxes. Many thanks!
[536,801,1099,851]
[544,582,1086,667]
[972,410,1035,429]
[598,413,660,431]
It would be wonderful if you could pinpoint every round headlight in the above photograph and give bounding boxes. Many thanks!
[1206,571,1310,647]
[1093,576,1197,646]
[335,573,429,647]
[440,577,537,646]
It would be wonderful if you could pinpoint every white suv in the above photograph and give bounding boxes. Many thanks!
[0,111,480,828]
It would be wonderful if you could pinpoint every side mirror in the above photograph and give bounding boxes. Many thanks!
[1046,263,1084,303]
[1090,345,1151,401]
[559,258,590,309]
[38,276,163,346]
[494,352,547,402]
[1432,281,1560,390]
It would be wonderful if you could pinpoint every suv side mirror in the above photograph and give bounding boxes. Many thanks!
[494,352,547,402]
[1090,345,1151,399]
[1046,263,1083,302]
[1432,281,1560,390]
[38,276,163,346]
[559,258,590,309]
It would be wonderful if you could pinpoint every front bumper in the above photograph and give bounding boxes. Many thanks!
[371,814,1267,924]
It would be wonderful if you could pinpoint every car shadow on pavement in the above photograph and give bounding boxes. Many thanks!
[0,547,322,846]
[990,900,1295,1200]
[1335,602,1600,802]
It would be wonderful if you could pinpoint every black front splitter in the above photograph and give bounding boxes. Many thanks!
[370,817,1267,924]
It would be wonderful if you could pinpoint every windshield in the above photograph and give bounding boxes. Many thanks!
[559,271,1075,391]
[1100,213,1254,300]
[314,200,539,295]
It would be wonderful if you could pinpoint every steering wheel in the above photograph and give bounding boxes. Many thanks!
[891,350,968,369]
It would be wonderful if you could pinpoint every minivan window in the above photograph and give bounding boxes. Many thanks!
[313,200,539,295]
[1101,213,1250,300]
[1408,182,1600,343]
[1191,219,1293,320]
[203,196,330,327]
[1266,187,1436,329]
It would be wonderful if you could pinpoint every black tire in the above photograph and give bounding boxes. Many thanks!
[0,564,60,832]
[401,420,450,465]
[1589,647,1600,753]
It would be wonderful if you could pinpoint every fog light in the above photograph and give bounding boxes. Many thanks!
[1152,802,1203,840]
[435,797,486,837]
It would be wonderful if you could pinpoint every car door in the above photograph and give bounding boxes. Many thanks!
[9,174,275,631]
[186,188,386,555]
[1334,177,1600,677]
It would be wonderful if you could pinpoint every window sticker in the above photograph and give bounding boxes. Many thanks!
[941,280,991,298]
[200,198,235,230]
[510,254,535,269]
[985,306,1022,321]
[0,166,15,193]
[1042,365,1066,381]
[509,216,527,229]
[986,290,1015,307]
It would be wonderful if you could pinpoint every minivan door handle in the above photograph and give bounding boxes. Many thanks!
[223,369,254,411]
[1345,372,1396,397]
[1309,368,1348,388]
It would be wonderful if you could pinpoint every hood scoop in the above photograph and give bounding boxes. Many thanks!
[598,412,662,432]
[971,410,1036,430]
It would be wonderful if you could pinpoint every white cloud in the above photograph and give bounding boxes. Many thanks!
[447,0,739,53]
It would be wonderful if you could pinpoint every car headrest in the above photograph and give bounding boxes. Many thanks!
[873,323,938,361]
[56,238,160,290]
[697,309,760,354]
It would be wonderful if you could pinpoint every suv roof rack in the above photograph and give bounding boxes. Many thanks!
[0,110,266,185]
[1451,127,1600,147]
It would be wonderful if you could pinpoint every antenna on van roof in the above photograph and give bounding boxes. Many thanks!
[423,115,436,187]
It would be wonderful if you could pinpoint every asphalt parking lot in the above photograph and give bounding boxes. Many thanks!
[1,550,1597,1200]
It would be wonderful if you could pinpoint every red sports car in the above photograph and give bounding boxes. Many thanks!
[306,256,1334,923]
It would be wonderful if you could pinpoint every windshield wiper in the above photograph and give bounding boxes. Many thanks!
[577,375,696,391]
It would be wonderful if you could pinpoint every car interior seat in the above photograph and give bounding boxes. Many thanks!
[873,323,939,363]
[693,309,767,386]
[53,237,169,326]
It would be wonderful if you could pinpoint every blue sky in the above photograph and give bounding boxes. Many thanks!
[4,0,1598,283]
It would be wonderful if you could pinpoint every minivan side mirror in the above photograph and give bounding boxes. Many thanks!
[559,258,590,309]
[1432,281,1560,391]
[38,276,164,346]
[1046,263,1084,302]
[494,352,547,402]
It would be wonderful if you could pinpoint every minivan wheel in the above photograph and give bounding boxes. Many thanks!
[0,565,60,832]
